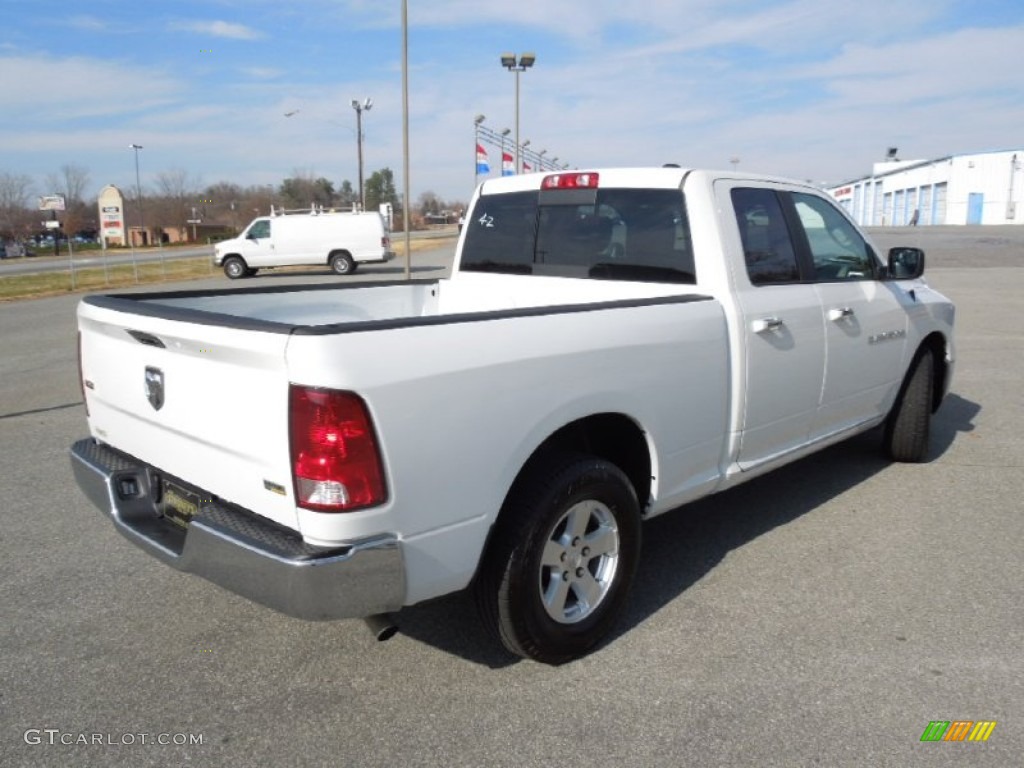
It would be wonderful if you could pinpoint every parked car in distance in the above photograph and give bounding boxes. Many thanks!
[3,241,35,258]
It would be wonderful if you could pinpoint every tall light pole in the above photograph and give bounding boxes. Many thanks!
[401,0,411,280]
[538,149,547,170]
[128,144,144,247]
[500,52,535,174]
[351,97,373,210]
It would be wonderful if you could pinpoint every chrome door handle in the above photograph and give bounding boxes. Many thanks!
[828,307,854,321]
[752,317,784,333]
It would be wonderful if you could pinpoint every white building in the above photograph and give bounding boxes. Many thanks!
[827,149,1024,227]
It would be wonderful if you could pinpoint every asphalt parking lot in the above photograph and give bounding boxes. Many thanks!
[1,232,1021,767]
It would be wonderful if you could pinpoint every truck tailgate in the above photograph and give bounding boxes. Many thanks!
[78,300,299,531]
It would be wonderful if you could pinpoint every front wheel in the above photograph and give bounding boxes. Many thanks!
[475,454,641,664]
[884,348,934,462]
[222,256,248,280]
[329,252,356,275]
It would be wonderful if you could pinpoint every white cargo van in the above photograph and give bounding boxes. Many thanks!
[213,208,394,278]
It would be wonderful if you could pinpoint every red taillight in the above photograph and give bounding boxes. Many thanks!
[288,386,387,512]
[541,172,599,190]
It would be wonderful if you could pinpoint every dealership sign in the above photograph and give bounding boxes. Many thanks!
[39,194,66,211]
[96,185,127,245]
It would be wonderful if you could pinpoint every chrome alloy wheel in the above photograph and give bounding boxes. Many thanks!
[538,500,620,624]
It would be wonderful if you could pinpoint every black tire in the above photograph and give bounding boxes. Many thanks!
[223,256,248,280]
[329,252,356,275]
[474,453,641,664]
[884,348,934,462]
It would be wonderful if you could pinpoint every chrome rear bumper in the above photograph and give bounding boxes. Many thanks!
[69,438,405,620]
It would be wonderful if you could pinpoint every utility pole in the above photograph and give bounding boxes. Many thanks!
[351,97,373,210]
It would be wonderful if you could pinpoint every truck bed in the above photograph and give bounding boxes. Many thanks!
[88,273,704,332]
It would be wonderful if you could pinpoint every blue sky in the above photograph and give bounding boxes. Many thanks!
[1,0,1022,205]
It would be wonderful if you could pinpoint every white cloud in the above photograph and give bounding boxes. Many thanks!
[66,15,109,32]
[169,20,265,40]
[0,55,182,117]
[238,66,284,79]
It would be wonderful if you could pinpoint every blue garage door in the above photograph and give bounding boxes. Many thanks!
[967,193,984,225]
[933,183,947,224]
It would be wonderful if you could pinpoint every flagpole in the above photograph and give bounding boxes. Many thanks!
[473,114,485,189]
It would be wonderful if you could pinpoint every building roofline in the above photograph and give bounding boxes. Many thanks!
[829,148,1024,190]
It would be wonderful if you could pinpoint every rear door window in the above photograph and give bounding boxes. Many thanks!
[730,188,801,285]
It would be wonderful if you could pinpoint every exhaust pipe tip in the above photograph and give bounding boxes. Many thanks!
[364,613,399,642]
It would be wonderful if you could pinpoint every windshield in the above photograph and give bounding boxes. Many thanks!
[461,188,696,284]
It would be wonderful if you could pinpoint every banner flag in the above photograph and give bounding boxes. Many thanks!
[502,151,515,176]
[476,143,490,174]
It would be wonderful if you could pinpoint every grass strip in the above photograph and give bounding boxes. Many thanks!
[0,237,456,302]
[0,257,215,301]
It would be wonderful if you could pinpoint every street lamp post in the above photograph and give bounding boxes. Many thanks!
[401,0,411,280]
[351,97,373,210]
[128,144,144,247]
[500,52,535,174]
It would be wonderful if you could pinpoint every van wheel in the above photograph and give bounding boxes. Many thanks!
[884,348,934,462]
[474,453,641,665]
[330,252,356,275]
[223,256,248,279]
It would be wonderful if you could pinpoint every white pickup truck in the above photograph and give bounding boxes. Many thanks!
[71,168,955,664]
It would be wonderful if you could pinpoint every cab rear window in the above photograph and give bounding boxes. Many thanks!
[461,188,696,284]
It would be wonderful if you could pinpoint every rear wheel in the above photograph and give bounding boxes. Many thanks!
[329,252,356,275]
[223,256,247,279]
[884,348,934,462]
[474,453,641,664]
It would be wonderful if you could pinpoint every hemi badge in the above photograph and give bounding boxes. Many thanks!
[263,480,287,496]
[869,329,907,345]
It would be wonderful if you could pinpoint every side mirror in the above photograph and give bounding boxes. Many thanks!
[887,247,925,279]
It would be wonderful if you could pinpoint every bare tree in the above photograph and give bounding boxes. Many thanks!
[0,172,34,240]
[201,181,244,230]
[45,163,91,238]
[417,190,444,216]
[153,168,201,240]
[45,163,90,204]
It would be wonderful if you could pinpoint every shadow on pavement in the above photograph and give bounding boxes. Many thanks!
[393,390,980,668]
